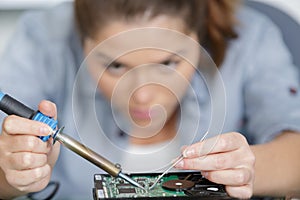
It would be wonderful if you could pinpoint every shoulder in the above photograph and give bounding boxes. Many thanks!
[0,2,83,106]
[237,3,271,25]
[220,2,297,91]
[222,3,290,71]
[234,3,282,43]
[17,2,76,44]
[12,2,83,73]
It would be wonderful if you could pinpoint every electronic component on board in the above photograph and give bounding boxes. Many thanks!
[162,179,195,191]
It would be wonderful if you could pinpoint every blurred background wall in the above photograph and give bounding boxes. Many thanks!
[0,0,299,57]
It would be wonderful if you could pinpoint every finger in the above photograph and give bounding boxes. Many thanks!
[17,174,51,194]
[180,145,188,152]
[226,184,253,199]
[182,132,247,158]
[8,152,48,170]
[38,100,57,119]
[176,151,242,171]
[202,168,253,186]
[5,164,51,187]
[9,135,51,153]
[2,115,53,136]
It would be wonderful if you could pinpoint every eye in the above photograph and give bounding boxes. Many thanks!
[106,62,127,76]
[163,59,181,68]
[159,59,181,73]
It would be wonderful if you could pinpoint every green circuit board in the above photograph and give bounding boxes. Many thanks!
[94,174,186,198]
[93,172,230,199]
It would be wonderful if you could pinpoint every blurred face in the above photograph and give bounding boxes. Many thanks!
[83,15,200,135]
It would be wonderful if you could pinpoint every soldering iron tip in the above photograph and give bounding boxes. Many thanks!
[118,172,146,191]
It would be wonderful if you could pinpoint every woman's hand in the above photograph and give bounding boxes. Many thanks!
[175,132,255,199]
[0,100,60,196]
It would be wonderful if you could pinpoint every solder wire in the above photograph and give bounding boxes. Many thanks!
[149,131,209,190]
[148,155,184,190]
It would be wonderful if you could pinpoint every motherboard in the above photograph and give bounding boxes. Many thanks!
[93,172,233,199]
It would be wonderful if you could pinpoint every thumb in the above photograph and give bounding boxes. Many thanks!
[38,100,57,119]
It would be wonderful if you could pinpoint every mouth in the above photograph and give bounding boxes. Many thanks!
[129,108,152,120]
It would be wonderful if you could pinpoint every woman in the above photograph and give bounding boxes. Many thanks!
[0,0,300,199]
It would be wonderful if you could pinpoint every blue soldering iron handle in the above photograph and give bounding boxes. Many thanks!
[0,91,57,141]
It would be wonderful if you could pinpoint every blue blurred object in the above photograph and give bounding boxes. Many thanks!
[0,91,57,141]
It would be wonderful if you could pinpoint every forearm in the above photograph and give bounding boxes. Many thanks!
[0,168,26,199]
[251,131,300,197]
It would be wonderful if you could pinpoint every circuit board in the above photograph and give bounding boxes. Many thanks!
[93,172,233,200]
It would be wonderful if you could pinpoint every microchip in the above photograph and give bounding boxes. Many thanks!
[95,182,103,189]
[116,183,131,188]
[118,188,136,194]
[136,178,147,182]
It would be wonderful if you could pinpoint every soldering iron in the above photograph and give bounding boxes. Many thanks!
[0,91,145,191]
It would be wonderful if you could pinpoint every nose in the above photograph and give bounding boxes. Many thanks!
[131,85,153,105]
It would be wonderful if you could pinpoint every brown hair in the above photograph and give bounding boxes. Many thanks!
[75,0,239,67]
